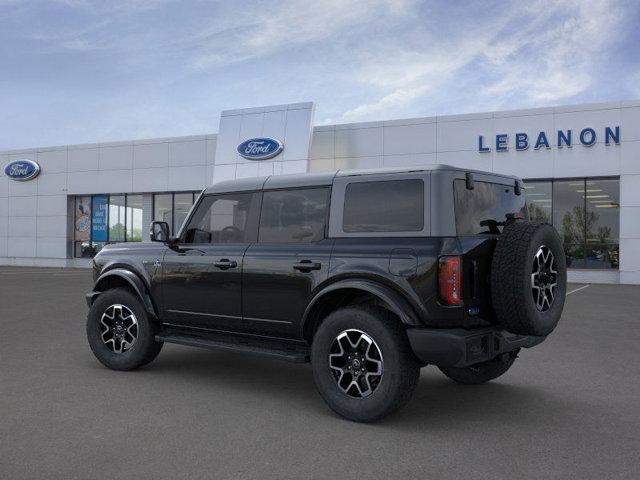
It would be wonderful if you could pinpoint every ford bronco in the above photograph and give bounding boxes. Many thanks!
[86,166,566,422]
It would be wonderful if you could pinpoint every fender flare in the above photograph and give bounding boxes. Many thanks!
[301,279,421,338]
[91,268,157,319]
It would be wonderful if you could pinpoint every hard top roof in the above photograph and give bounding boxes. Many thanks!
[203,164,519,194]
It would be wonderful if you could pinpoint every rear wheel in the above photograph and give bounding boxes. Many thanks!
[311,306,420,422]
[86,288,163,371]
[439,352,517,385]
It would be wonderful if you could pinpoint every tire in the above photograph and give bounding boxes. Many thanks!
[86,288,163,371]
[311,306,420,422]
[438,352,517,385]
[491,222,567,336]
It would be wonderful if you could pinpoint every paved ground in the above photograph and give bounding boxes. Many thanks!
[1,267,639,480]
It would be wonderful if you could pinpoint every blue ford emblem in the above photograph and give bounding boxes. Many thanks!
[4,159,41,181]
[237,137,283,160]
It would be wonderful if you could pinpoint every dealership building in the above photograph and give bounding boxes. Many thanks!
[1,100,639,284]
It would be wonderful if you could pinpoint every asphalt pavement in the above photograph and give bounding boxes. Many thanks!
[1,267,639,479]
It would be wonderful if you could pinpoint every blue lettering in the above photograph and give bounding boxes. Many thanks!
[515,133,528,150]
[478,135,491,152]
[534,131,550,149]
[605,126,620,145]
[580,127,596,146]
[496,134,508,152]
[557,129,572,148]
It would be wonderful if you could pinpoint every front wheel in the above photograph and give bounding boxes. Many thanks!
[311,306,420,422]
[86,288,163,371]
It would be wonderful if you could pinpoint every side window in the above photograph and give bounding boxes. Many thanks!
[343,179,424,232]
[183,193,259,244]
[259,188,329,243]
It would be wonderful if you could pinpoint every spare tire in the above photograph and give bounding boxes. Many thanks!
[491,222,567,336]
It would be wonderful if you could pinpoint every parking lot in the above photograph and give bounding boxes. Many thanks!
[1,267,639,479]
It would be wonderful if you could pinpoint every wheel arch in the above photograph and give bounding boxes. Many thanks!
[90,268,158,319]
[301,279,421,342]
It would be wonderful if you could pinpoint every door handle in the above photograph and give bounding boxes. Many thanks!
[293,260,321,272]
[213,259,238,269]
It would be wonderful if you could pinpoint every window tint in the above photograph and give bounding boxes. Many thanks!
[184,193,259,244]
[454,180,526,235]
[343,179,424,233]
[259,188,329,243]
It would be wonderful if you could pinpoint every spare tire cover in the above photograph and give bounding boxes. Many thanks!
[490,222,567,336]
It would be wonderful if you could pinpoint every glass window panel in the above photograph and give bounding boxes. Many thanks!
[74,241,95,258]
[524,181,552,223]
[259,188,329,243]
[109,195,126,242]
[74,196,91,242]
[126,194,143,242]
[454,180,526,235]
[344,180,424,233]
[585,179,619,245]
[584,243,619,270]
[564,243,587,269]
[174,193,194,234]
[552,180,586,245]
[154,193,173,230]
[184,193,258,244]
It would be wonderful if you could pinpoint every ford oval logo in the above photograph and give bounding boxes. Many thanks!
[237,137,283,160]
[4,159,41,181]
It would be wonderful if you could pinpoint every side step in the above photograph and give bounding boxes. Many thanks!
[156,330,310,363]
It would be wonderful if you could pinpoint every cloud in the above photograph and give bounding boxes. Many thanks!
[481,0,622,104]
[190,0,415,70]
[334,0,626,122]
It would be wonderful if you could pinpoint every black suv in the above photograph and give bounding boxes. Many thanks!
[86,166,566,422]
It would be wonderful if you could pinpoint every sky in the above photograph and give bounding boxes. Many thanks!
[1,0,639,150]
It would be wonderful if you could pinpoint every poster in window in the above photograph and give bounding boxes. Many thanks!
[75,196,91,241]
[91,195,108,242]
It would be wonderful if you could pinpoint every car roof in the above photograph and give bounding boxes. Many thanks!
[203,164,519,194]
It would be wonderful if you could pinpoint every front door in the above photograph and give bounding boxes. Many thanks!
[161,191,261,332]
[242,187,332,338]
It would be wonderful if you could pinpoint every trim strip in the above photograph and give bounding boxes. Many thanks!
[167,309,292,324]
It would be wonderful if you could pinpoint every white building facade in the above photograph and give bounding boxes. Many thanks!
[1,100,639,284]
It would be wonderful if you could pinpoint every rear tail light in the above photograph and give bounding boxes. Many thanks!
[438,256,462,306]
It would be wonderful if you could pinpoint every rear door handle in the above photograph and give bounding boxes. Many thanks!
[293,260,321,272]
[213,259,238,269]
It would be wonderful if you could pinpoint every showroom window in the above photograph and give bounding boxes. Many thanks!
[74,193,146,258]
[152,191,199,235]
[524,178,619,270]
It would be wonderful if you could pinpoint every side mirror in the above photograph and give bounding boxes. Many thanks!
[150,221,170,242]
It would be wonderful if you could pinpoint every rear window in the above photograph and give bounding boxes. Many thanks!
[343,179,424,232]
[454,180,526,235]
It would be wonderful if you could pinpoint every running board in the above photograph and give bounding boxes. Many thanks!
[156,332,310,363]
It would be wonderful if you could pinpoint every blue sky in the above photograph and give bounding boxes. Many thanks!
[1,0,639,150]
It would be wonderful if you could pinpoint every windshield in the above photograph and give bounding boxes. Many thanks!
[454,179,527,235]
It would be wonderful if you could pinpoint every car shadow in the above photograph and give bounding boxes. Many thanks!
[121,344,578,429]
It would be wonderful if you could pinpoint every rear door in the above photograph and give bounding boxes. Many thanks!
[161,192,261,332]
[241,187,333,338]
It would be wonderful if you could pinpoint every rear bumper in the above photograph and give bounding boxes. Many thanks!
[406,326,546,368]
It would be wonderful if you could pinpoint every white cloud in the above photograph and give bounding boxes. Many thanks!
[191,0,416,69]
[334,0,625,122]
